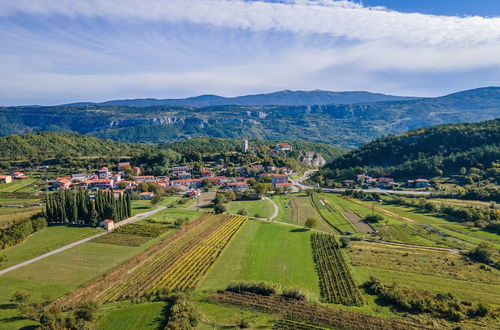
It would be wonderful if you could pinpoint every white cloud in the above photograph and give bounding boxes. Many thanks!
[0,0,499,104]
[1,0,500,47]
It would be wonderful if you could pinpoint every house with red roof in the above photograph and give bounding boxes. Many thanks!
[139,192,155,200]
[12,172,27,180]
[52,177,71,190]
[0,175,12,184]
[136,175,155,182]
[271,174,289,188]
[226,181,249,192]
[170,178,202,187]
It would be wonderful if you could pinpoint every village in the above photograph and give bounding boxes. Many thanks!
[21,141,298,202]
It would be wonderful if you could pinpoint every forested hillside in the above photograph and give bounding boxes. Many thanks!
[0,132,147,161]
[163,138,345,162]
[1,87,499,147]
[315,119,500,180]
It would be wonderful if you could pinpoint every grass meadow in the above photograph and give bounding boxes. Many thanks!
[199,219,321,298]
[226,199,274,218]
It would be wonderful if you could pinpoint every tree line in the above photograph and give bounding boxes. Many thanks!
[0,213,47,249]
[45,190,131,225]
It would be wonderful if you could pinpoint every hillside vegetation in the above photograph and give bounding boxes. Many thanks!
[0,132,147,161]
[1,87,499,147]
[163,138,345,162]
[316,119,500,180]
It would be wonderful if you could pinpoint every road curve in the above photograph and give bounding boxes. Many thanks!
[263,197,279,221]
[0,206,166,276]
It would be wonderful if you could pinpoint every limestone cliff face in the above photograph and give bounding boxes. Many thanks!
[299,151,326,168]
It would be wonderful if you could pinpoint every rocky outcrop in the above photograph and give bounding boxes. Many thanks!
[299,151,326,168]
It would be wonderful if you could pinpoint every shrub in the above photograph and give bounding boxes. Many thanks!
[281,288,306,301]
[340,237,351,248]
[10,291,31,303]
[226,281,278,296]
[364,214,384,223]
[165,294,200,329]
[237,209,248,216]
[214,203,226,214]
[304,218,317,229]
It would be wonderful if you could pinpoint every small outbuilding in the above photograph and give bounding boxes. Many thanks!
[101,219,115,231]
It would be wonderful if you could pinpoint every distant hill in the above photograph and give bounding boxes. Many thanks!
[0,132,147,161]
[68,90,417,107]
[1,87,499,148]
[315,119,500,180]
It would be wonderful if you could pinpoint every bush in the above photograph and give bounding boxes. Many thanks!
[10,291,31,303]
[214,203,226,214]
[165,294,199,329]
[281,288,306,301]
[304,218,317,229]
[340,237,351,248]
[237,209,248,216]
[226,281,278,296]
[364,214,384,223]
[236,318,250,329]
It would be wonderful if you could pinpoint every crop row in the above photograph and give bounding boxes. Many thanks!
[98,214,241,302]
[273,319,328,329]
[311,233,364,306]
[212,291,429,330]
[56,212,215,308]
[155,215,246,291]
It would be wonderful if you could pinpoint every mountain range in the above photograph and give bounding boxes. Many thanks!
[66,90,417,107]
[1,87,499,148]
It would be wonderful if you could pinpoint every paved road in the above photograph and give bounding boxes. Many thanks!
[0,206,166,276]
[292,169,432,196]
[263,197,279,221]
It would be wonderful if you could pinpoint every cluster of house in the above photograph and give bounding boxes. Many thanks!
[0,172,27,184]
[343,175,430,189]
[49,161,293,198]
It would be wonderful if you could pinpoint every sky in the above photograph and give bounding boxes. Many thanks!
[0,0,500,105]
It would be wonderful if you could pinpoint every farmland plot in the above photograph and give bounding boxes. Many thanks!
[57,213,245,306]
[311,233,364,306]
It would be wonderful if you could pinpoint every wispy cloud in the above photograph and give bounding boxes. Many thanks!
[0,0,499,105]
[2,0,500,46]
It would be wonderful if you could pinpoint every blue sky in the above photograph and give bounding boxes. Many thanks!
[0,0,499,105]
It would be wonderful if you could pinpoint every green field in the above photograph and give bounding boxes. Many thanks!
[96,301,167,330]
[131,200,155,215]
[137,207,203,226]
[199,219,320,298]
[0,178,43,193]
[378,204,500,249]
[325,195,442,246]
[287,194,333,233]
[0,225,102,270]
[314,193,356,234]
[0,206,41,227]
[226,199,274,218]
[0,241,146,329]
